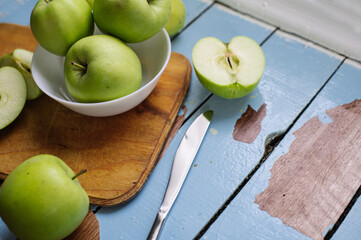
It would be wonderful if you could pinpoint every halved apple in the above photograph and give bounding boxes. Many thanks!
[0,49,42,100]
[192,36,265,99]
[0,67,27,129]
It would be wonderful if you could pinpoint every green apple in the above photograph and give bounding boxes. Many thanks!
[0,49,42,100]
[85,0,94,8]
[93,0,171,43]
[0,154,89,240]
[30,0,94,56]
[165,0,186,37]
[0,67,27,130]
[0,54,17,68]
[192,36,265,99]
[64,34,142,103]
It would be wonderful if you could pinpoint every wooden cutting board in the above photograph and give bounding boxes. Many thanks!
[0,23,191,206]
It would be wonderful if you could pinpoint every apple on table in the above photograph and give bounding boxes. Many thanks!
[192,36,265,99]
[0,154,89,240]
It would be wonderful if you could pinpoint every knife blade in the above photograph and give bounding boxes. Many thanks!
[147,110,214,240]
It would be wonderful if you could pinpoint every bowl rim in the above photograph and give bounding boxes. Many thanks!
[32,28,171,107]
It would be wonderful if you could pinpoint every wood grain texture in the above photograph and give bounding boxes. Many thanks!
[158,105,187,160]
[255,99,361,240]
[0,23,38,54]
[0,23,191,206]
[233,104,267,144]
[64,210,99,240]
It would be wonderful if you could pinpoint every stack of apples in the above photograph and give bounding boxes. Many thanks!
[30,0,177,103]
[0,0,186,129]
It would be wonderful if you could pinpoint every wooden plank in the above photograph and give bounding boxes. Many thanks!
[0,219,14,240]
[202,61,361,239]
[95,8,342,240]
[332,195,361,240]
[183,0,213,27]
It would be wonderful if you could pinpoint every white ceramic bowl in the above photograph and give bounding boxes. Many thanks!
[31,28,171,117]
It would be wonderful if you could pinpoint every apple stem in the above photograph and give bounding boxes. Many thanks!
[71,62,87,70]
[72,169,87,180]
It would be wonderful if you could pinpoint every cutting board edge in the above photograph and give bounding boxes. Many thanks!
[0,22,193,207]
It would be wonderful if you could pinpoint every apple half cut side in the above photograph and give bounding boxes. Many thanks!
[0,67,27,129]
[192,36,265,99]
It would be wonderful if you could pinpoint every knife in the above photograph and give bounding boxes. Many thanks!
[147,110,214,240]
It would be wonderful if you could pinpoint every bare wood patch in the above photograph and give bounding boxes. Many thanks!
[255,99,361,240]
[233,104,267,144]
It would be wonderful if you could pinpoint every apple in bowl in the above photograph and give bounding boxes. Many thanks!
[165,0,186,37]
[31,27,171,117]
[93,0,171,43]
[64,34,142,103]
[30,0,94,56]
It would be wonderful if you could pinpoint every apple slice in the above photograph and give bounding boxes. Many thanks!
[0,49,42,100]
[192,36,265,99]
[0,67,27,129]
[0,54,17,68]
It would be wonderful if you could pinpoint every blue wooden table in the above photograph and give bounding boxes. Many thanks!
[1,1,361,239]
